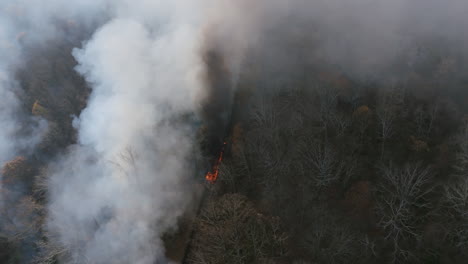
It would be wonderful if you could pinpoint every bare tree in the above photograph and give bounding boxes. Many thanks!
[378,163,433,208]
[443,124,468,250]
[301,207,362,264]
[108,147,142,191]
[35,230,71,264]
[376,92,396,160]
[360,235,378,260]
[251,95,278,131]
[0,194,42,243]
[375,163,434,263]
[244,110,292,195]
[188,194,287,264]
[217,162,236,190]
[377,105,395,159]
[443,176,468,250]
[352,105,372,147]
[375,195,417,264]
[314,84,339,139]
[331,112,352,137]
[303,142,344,188]
[414,106,426,138]
[453,121,468,174]
[414,101,440,138]
[33,167,50,200]
[426,100,440,136]
[436,121,468,252]
[247,94,287,180]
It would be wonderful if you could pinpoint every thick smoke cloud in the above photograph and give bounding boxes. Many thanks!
[244,0,468,82]
[2,0,468,263]
[0,0,114,163]
[0,9,44,164]
[197,0,270,153]
[0,76,45,164]
[46,3,204,263]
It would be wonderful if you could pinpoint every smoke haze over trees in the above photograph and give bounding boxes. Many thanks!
[1,0,468,263]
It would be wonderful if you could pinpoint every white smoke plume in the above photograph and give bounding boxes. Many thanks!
[0,0,115,165]
[45,2,205,263]
[0,6,46,164]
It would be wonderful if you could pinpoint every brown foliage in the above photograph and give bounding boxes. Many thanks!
[317,71,351,90]
[344,181,372,217]
[1,157,32,187]
[0,195,42,242]
[353,105,371,117]
[31,100,48,117]
[410,136,429,152]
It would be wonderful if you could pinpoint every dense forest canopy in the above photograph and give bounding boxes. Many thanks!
[1,1,468,263]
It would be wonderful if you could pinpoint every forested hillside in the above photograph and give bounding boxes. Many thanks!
[187,39,468,263]
[2,1,468,264]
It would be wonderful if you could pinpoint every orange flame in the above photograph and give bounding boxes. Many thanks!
[205,142,227,183]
